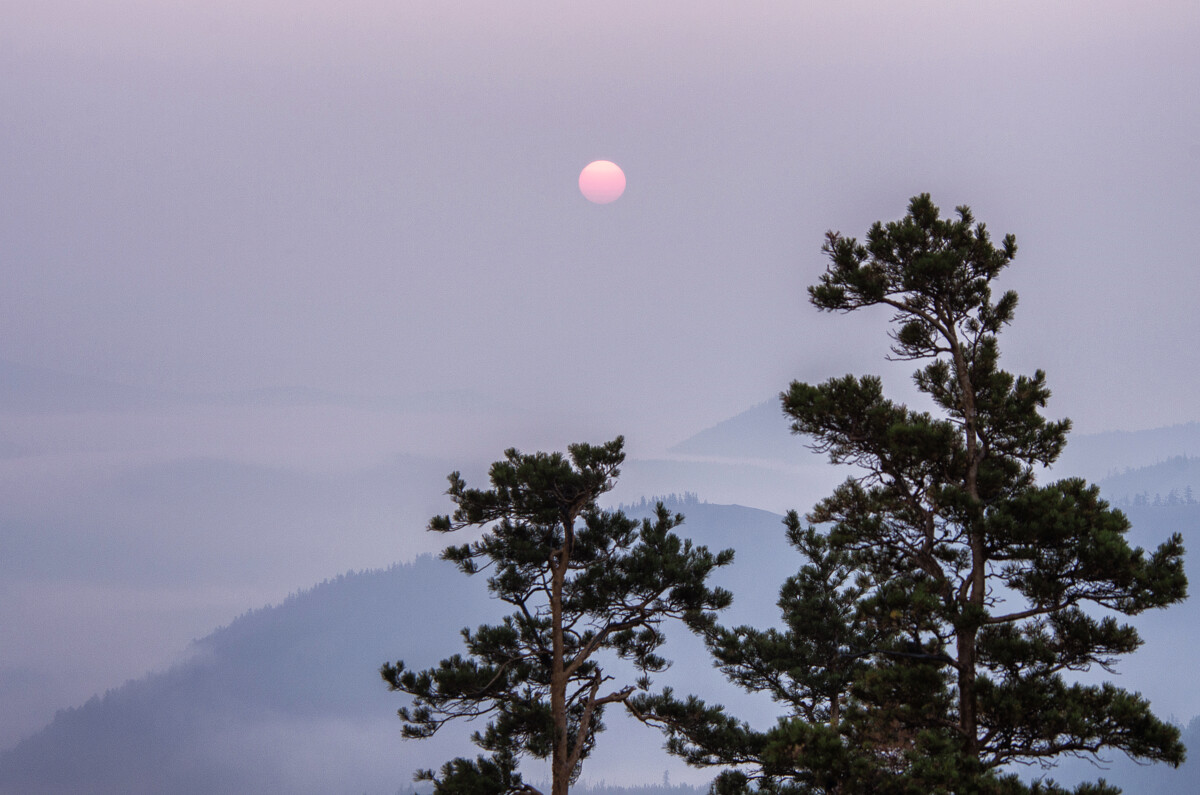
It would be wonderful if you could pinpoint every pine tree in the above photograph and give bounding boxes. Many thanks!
[633,195,1187,794]
[382,437,733,795]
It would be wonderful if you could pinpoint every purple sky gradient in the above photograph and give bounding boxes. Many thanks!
[2,1,1197,439]
[2,0,1198,763]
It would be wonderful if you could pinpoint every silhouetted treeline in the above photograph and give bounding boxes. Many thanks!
[533,783,704,795]
[396,783,705,795]
[1100,455,1200,507]
[620,492,703,511]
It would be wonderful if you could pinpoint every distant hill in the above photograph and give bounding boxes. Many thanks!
[546,784,704,795]
[1055,424,1200,483]
[1096,456,1200,506]
[0,558,500,794]
[2,477,1196,792]
[4,492,1195,794]
[0,501,794,794]
[669,400,818,464]
[671,398,1200,488]
[651,400,845,515]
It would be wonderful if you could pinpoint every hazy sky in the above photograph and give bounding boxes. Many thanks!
[2,0,1199,761]
[3,1,1198,442]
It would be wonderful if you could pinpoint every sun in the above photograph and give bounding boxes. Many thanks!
[578,160,626,204]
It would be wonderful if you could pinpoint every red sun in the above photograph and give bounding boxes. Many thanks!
[579,160,626,204]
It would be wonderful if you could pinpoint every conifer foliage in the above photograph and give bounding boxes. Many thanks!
[632,195,1187,794]
[382,437,733,795]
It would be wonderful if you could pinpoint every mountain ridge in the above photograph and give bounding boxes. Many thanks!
[671,398,1200,484]
[3,493,1195,793]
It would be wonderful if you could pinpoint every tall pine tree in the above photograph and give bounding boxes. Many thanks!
[632,195,1187,794]
[383,437,733,795]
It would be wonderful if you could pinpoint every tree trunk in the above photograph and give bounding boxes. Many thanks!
[949,329,982,756]
[550,513,574,795]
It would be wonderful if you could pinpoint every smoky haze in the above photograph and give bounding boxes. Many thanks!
[1,0,1198,787]
[3,1,1198,437]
